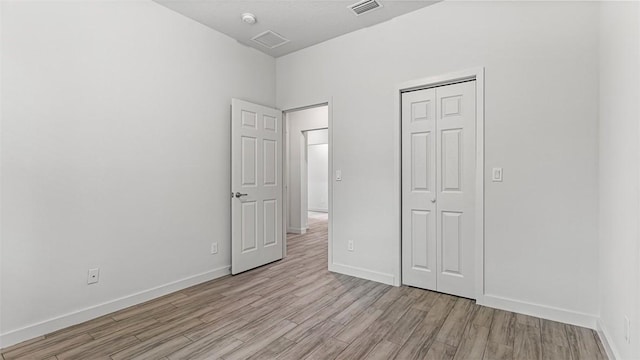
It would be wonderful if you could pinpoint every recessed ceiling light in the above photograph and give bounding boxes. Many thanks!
[241,13,257,25]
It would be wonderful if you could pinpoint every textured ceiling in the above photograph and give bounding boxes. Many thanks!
[154,0,441,57]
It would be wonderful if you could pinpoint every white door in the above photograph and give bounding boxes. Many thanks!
[231,99,283,274]
[401,81,476,299]
[401,88,437,290]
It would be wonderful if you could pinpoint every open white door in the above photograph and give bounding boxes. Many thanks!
[232,99,283,274]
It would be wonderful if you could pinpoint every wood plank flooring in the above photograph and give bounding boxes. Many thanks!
[1,217,607,360]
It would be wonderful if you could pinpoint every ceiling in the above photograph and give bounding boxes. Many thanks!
[154,0,441,57]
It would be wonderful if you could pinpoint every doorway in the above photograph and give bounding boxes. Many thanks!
[305,128,329,224]
[284,105,330,237]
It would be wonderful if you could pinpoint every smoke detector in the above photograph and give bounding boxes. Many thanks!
[349,0,383,16]
[241,13,257,24]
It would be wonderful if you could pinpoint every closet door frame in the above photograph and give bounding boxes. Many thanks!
[394,67,485,301]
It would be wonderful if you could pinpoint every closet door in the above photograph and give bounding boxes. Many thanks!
[401,88,438,290]
[435,81,476,299]
[401,80,476,299]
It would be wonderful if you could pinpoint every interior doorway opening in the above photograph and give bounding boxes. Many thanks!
[305,128,329,226]
[284,104,329,235]
[284,104,330,254]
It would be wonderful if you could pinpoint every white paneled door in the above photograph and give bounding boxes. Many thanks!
[401,81,476,299]
[401,88,438,290]
[231,99,283,275]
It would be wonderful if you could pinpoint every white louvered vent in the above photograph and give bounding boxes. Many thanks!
[349,0,383,16]
[251,30,290,49]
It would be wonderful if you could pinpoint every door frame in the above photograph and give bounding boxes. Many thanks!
[282,101,333,267]
[394,67,485,300]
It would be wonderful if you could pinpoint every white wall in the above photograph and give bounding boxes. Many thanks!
[307,129,329,212]
[277,1,600,325]
[307,128,329,145]
[285,106,328,233]
[0,0,275,347]
[597,2,640,359]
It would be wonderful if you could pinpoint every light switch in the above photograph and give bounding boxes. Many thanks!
[492,168,503,182]
[336,170,342,181]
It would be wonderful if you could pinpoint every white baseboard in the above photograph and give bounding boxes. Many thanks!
[329,262,395,286]
[0,265,230,349]
[479,294,598,329]
[597,320,621,360]
[308,208,328,213]
[287,227,307,234]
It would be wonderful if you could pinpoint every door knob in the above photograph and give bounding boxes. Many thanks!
[235,192,248,198]
[431,198,436,203]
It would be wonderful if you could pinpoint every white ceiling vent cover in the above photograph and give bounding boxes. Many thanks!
[349,0,383,16]
[251,30,290,49]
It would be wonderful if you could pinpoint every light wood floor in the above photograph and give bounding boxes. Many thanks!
[1,217,607,360]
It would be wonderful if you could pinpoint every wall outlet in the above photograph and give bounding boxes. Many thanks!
[348,240,354,252]
[87,268,100,285]
[625,316,631,343]
[211,242,218,255]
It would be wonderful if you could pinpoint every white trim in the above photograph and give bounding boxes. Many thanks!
[474,70,486,301]
[287,227,307,234]
[394,67,485,295]
[329,263,395,286]
[479,294,598,330]
[283,111,289,257]
[392,76,402,287]
[327,99,334,274]
[596,320,620,360]
[0,266,230,349]
[0,1,4,350]
[308,208,329,213]
[302,131,309,230]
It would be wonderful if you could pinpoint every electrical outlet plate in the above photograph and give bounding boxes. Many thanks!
[211,242,218,254]
[348,240,354,252]
[87,268,100,285]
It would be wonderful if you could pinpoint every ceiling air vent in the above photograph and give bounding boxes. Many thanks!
[349,0,383,16]
[251,30,290,49]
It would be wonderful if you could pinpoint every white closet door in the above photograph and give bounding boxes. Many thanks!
[435,81,476,299]
[401,80,476,299]
[401,88,438,290]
